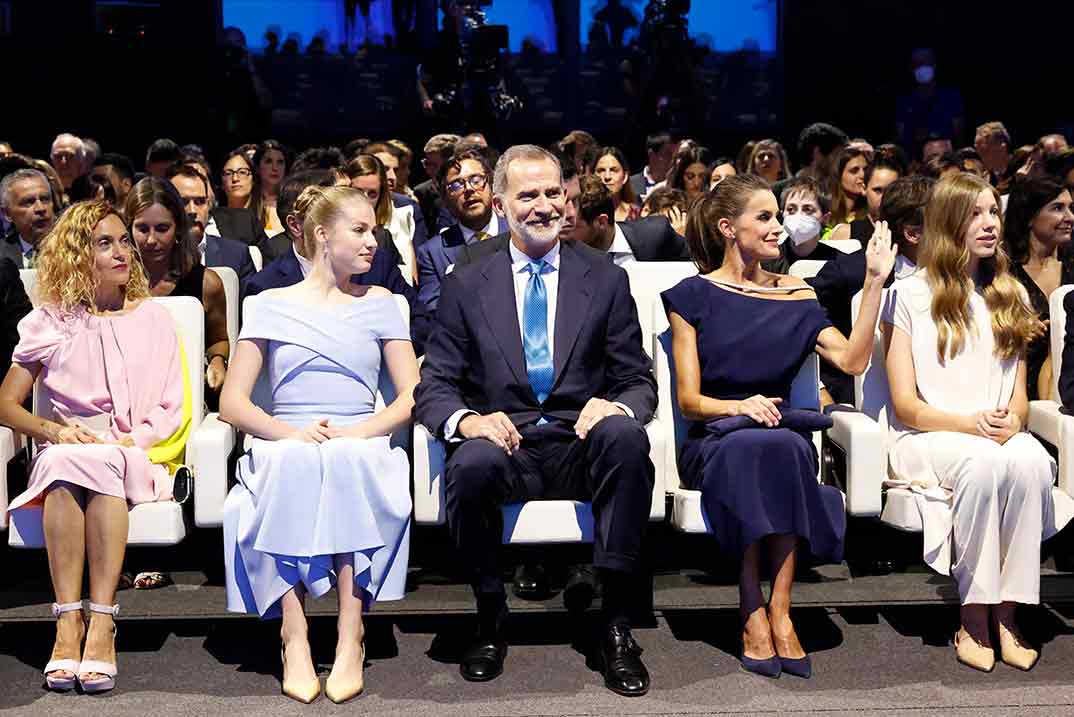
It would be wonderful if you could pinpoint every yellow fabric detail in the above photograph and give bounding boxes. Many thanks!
[146,331,193,474]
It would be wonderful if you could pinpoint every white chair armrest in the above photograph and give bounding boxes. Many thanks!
[413,423,446,525]
[1028,400,1074,496]
[827,409,885,517]
[0,426,24,530]
[645,418,666,520]
[186,412,235,528]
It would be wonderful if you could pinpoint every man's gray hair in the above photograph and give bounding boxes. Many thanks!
[0,168,51,210]
[492,144,562,197]
[51,132,85,157]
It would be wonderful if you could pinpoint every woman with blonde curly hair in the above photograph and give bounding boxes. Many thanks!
[0,200,188,694]
[883,173,1072,673]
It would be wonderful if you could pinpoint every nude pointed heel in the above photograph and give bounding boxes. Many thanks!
[44,601,84,692]
[78,602,119,694]
[325,641,365,704]
[281,645,321,704]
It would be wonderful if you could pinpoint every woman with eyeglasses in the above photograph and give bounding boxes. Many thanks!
[221,149,258,211]
[344,154,418,284]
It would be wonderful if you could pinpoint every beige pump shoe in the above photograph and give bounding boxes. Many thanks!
[280,645,321,704]
[325,641,365,704]
[954,628,995,673]
[996,622,1039,671]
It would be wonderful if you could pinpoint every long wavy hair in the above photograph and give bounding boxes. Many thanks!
[920,173,1037,363]
[36,200,150,310]
[1002,175,1067,265]
[124,176,200,278]
[828,146,868,224]
[746,139,791,182]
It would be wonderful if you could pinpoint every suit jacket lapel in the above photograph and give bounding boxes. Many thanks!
[552,243,592,385]
[479,251,530,390]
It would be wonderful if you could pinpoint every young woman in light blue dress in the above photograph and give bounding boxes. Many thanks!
[220,185,419,704]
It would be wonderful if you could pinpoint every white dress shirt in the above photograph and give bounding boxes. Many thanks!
[293,242,314,278]
[443,239,633,439]
[460,213,502,244]
[607,223,636,267]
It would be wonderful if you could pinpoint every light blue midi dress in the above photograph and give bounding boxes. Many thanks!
[223,294,412,618]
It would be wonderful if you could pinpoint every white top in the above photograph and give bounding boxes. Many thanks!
[882,270,1021,468]
[608,224,636,267]
[387,203,417,285]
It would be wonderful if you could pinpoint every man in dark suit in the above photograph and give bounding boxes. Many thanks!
[167,166,256,282]
[244,170,415,307]
[412,133,460,232]
[627,131,676,203]
[412,149,504,351]
[570,175,688,264]
[0,257,32,378]
[808,176,932,404]
[0,169,55,268]
[415,145,656,696]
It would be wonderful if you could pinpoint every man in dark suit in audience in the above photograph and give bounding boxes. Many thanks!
[167,166,257,282]
[244,170,415,308]
[0,169,55,269]
[415,145,656,696]
[571,175,689,263]
[627,131,676,202]
[412,133,460,232]
[412,149,504,351]
[0,257,33,378]
[808,176,933,404]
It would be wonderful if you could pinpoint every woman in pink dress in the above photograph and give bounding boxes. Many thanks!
[0,200,186,694]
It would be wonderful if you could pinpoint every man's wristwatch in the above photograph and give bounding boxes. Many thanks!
[208,353,228,369]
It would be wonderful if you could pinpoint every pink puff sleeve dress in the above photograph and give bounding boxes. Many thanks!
[6,300,185,513]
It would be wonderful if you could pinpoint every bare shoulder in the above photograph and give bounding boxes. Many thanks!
[829,223,851,242]
[361,285,392,298]
[202,267,225,298]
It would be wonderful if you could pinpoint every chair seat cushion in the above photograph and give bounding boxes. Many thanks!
[670,489,712,534]
[501,500,594,544]
[880,487,924,532]
[9,501,187,548]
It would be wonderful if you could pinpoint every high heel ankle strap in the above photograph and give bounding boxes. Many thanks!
[87,602,119,617]
[51,601,83,618]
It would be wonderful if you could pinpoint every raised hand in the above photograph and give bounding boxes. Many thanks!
[864,220,897,284]
[736,395,783,428]
[459,412,522,455]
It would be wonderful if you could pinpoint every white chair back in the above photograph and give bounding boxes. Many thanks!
[1049,285,1074,403]
[623,261,698,357]
[789,260,827,280]
[824,239,862,254]
[18,269,37,306]
[210,265,240,361]
[851,289,894,456]
[652,299,821,489]
[248,245,263,272]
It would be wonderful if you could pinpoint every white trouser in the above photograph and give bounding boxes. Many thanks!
[929,432,1055,605]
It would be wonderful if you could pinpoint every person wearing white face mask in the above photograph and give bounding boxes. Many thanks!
[895,48,965,158]
[761,176,839,275]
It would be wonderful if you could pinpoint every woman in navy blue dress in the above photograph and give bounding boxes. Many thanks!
[662,174,895,677]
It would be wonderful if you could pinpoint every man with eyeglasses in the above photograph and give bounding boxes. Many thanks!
[167,165,256,281]
[412,149,503,352]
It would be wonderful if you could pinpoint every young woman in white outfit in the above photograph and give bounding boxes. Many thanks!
[883,173,1072,673]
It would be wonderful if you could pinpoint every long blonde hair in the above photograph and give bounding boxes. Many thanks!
[920,173,1037,362]
[36,200,151,310]
[292,185,372,258]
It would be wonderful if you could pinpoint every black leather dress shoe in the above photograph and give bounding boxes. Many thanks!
[563,564,598,612]
[512,563,549,600]
[460,634,507,682]
[599,624,650,697]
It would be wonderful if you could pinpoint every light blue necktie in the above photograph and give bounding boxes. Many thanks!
[523,260,554,404]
